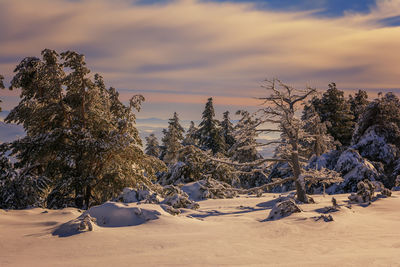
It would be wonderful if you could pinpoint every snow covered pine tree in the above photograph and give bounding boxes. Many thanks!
[161,112,185,164]
[145,133,160,158]
[197,97,226,155]
[2,49,165,209]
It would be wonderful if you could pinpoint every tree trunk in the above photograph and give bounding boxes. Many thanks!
[291,150,308,203]
[75,186,83,209]
[84,185,91,209]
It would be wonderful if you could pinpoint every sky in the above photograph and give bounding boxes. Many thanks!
[1,0,400,121]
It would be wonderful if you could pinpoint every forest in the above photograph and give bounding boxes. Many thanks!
[0,49,398,215]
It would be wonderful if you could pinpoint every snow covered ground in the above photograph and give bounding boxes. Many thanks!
[1,192,400,266]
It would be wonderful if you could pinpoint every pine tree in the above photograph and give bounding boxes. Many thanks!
[145,133,160,158]
[197,97,226,154]
[0,75,4,111]
[353,92,400,145]
[161,112,185,164]
[311,83,355,146]
[349,90,369,123]
[230,110,260,163]
[301,104,335,157]
[3,49,165,209]
[221,111,235,150]
[182,121,198,146]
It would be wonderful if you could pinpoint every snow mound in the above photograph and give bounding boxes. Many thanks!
[267,199,302,221]
[53,202,164,237]
[181,177,237,201]
[84,202,161,227]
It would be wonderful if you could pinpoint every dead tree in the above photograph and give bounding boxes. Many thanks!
[257,79,317,203]
[201,79,341,203]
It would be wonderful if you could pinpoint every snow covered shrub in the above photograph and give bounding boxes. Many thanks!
[392,176,400,191]
[307,150,341,171]
[348,179,392,203]
[199,177,238,199]
[78,214,96,231]
[159,145,238,186]
[353,126,399,165]
[348,179,376,203]
[267,199,302,221]
[0,159,49,209]
[313,214,334,222]
[320,197,340,213]
[372,181,392,197]
[327,149,379,193]
[117,184,162,204]
[162,185,199,210]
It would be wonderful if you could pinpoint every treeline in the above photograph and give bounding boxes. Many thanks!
[1,49,399,209]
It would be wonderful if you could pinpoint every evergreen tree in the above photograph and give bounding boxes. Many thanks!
[159,145,238,186]
[353,92,400,145]
[182,121,198,146]
[145,133,160,158]
[349,89,369,123]
[0,75,4,111]
[230,110,260,163]
[301,104,335,157]
[161,112,185,164]
[197,97,225,154]
[3,49,165,209]
[311,83,355,146]
[221,111,235,150]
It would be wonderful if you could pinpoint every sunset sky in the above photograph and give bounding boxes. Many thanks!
[1,0,400,120]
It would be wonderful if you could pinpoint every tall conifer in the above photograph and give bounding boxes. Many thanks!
[197,98,225,154]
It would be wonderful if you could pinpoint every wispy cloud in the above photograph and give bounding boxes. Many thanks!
[0,0,400,118]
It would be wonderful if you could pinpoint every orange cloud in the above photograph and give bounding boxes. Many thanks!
[0,0,400,110]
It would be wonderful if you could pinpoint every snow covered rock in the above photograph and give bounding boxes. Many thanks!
[267,199,302,221]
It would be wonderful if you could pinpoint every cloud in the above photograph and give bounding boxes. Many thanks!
[0,0,400,119]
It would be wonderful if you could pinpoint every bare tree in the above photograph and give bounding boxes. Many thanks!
[200,79,342,202]
[258,79,317,203]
